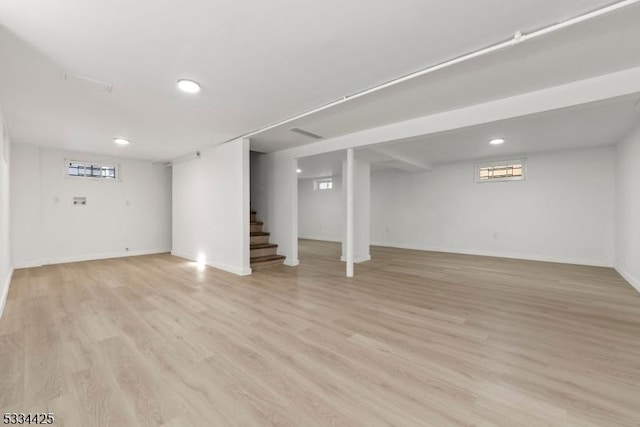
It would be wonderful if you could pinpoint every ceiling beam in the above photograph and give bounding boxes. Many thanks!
[371,146,432,172]
[281,66,640,159]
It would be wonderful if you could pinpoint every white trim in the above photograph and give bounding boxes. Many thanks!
[615,265,640,293]
[341,254,372,263]
[284,258,299,267]
[171,251,252,276]
[371,241,612,268]
[299,236,342,243]
[14,248,171,269]
[0,267,14,319]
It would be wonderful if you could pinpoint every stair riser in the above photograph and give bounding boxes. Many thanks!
[251,259,285,270]
[250,213,257,222]
[250,224,263,233]
[251,247,278,258]
[251,235,270,245]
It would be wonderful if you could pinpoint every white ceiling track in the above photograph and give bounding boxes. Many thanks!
[177,0,640,160]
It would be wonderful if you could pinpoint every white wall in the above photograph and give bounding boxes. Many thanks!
[370,147,615,266]
[262,152,298,266]
[250,151,269,222]
[615,122,640,291]
[0,110,12,317]
[10,145,172,268]
[298,175,343,242]
[172,139,251,275]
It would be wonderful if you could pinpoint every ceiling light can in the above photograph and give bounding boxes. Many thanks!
[177,79,201,94]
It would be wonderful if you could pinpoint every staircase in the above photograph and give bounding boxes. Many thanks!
[250,211,285,270]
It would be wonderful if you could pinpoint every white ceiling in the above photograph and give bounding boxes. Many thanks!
[296,94,640,179]
[254,3,640,152]
[0,0,636,161]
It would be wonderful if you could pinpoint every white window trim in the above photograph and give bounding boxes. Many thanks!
[313,177,333,191]
[64,158,122,182]
[475,158,526,183]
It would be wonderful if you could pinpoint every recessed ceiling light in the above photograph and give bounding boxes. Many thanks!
[177,79,201,94]
[114,138,130,145]
[490,138,505,145]
[296,168,302,173]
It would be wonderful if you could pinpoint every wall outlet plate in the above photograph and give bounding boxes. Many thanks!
[73,196,87,206]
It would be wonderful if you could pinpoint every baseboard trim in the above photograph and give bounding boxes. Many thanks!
[370,241,611,268]
[340,255,372,263]
[171,251,251,276]
[614,265,640,293]
[299,236,342,243]
[284,258,299,267]
[0,267,15,320]
[16,248,172,269]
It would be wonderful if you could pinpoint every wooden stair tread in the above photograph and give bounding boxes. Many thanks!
[250,221,264,225]
[250,255,285,263]
[250,243,277,249]
[250,231,270,236]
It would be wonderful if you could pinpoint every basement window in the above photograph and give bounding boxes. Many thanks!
[476,159,525,183]
[314,178,333,190]
[66,159,119,180]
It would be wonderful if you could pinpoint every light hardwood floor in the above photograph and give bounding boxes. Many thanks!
[1,240,640,426]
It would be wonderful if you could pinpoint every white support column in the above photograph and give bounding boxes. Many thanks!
[346,148,354,277]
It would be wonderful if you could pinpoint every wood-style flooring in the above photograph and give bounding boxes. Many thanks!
[1,239,640,426]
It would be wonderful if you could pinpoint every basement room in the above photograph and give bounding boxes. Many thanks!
[1,1,640,426]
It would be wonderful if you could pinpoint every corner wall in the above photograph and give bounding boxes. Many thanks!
[263,152,298,266]
[172,139,251,275]
[0,110,12,317]
[370,146,615,267]
[615,121,640,291]
[10,145,172,268]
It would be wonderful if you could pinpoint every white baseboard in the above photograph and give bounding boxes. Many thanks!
[171,250,252,276]
[340,254,372,263]
[284,258,299,267]
[14,248,172,269]
[370,241,611,268]
[299,236,342,243]
[614,265,640,293]
[0,267,14,320]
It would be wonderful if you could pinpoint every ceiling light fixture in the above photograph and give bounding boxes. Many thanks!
[296,168,302,173]
[114,138,130,145]
[177,79,201,94]
[490,138,505,145]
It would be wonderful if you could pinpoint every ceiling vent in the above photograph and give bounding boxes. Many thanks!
[64,73,114,94]
[289,127,323,139]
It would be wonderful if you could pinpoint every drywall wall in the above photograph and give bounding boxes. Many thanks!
[370,147,615,266]
[10,145,171,267]
[298,175,343,242]
[262,152,298,266]
[615,121,640,291]
[172,139,251,275]
[0,110,12,317]
[250,151,269,224]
